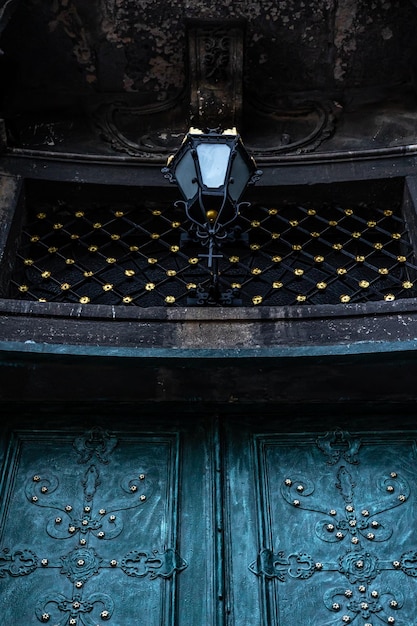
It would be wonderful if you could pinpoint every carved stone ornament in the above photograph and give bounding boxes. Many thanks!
[92,17,340,163]
[187,20,244,129]
[93,95,340,163]
[0,0,21,35]
[93,97,186,160]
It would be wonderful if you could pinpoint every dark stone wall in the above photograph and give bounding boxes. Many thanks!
[1,0,417,111]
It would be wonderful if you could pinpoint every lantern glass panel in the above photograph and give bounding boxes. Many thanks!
[175,149,199,201]
[196,143,231,188]
[228,149,252,202]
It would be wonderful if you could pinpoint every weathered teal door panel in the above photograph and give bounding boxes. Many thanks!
[3,420,417,625]
[0,424,214,625]
[225,426,417,626]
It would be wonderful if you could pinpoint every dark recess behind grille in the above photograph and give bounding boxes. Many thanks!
[6,177,417,307]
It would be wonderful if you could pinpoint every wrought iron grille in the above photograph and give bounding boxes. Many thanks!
[8,187,417,307]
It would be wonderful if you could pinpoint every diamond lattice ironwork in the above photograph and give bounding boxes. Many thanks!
[8,187,417,307]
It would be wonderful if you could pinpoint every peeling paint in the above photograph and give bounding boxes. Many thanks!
[1,0,417,106]
[48,1,97,85]
[333,0,358,82]
[381,26,393,40]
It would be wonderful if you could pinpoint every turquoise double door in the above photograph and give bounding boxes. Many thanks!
[1,415,416,625]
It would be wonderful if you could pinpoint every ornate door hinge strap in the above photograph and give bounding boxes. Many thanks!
[249,548,318,581]
[32,547,186,624]
[0,548,38,577]
[121,548,187,579]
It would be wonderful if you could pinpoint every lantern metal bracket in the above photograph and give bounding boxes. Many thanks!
[187,284,242,307]
[161,127,262,305]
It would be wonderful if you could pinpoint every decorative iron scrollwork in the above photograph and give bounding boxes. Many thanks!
[35,592,114,625]
[280,466,409,548]
[120,548,187,579]
[26,464,153,541]
[252,431,417,623]
[338,549,380,584]
[60,547,102,583]
[73,427,118,464]
[33,545,186,624]
[81,464,101,501]
[316,428,361,465]
[249,548,316,581]
[5,428,185,624]
[399,550,417,577]
[323,586,403,625]
[0,548,38,577]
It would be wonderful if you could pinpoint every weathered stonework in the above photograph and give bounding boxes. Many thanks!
[1,0,416,106]
[2,0,417,401]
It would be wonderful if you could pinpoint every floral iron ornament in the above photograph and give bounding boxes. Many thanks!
[162,127,262,304]
[250,457,416,625]
[18,428,187,625]
[280,466,410,546]
[35,591,114,626]
[25,464,154,541]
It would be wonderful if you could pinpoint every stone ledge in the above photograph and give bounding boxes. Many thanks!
[1,296,417,358]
